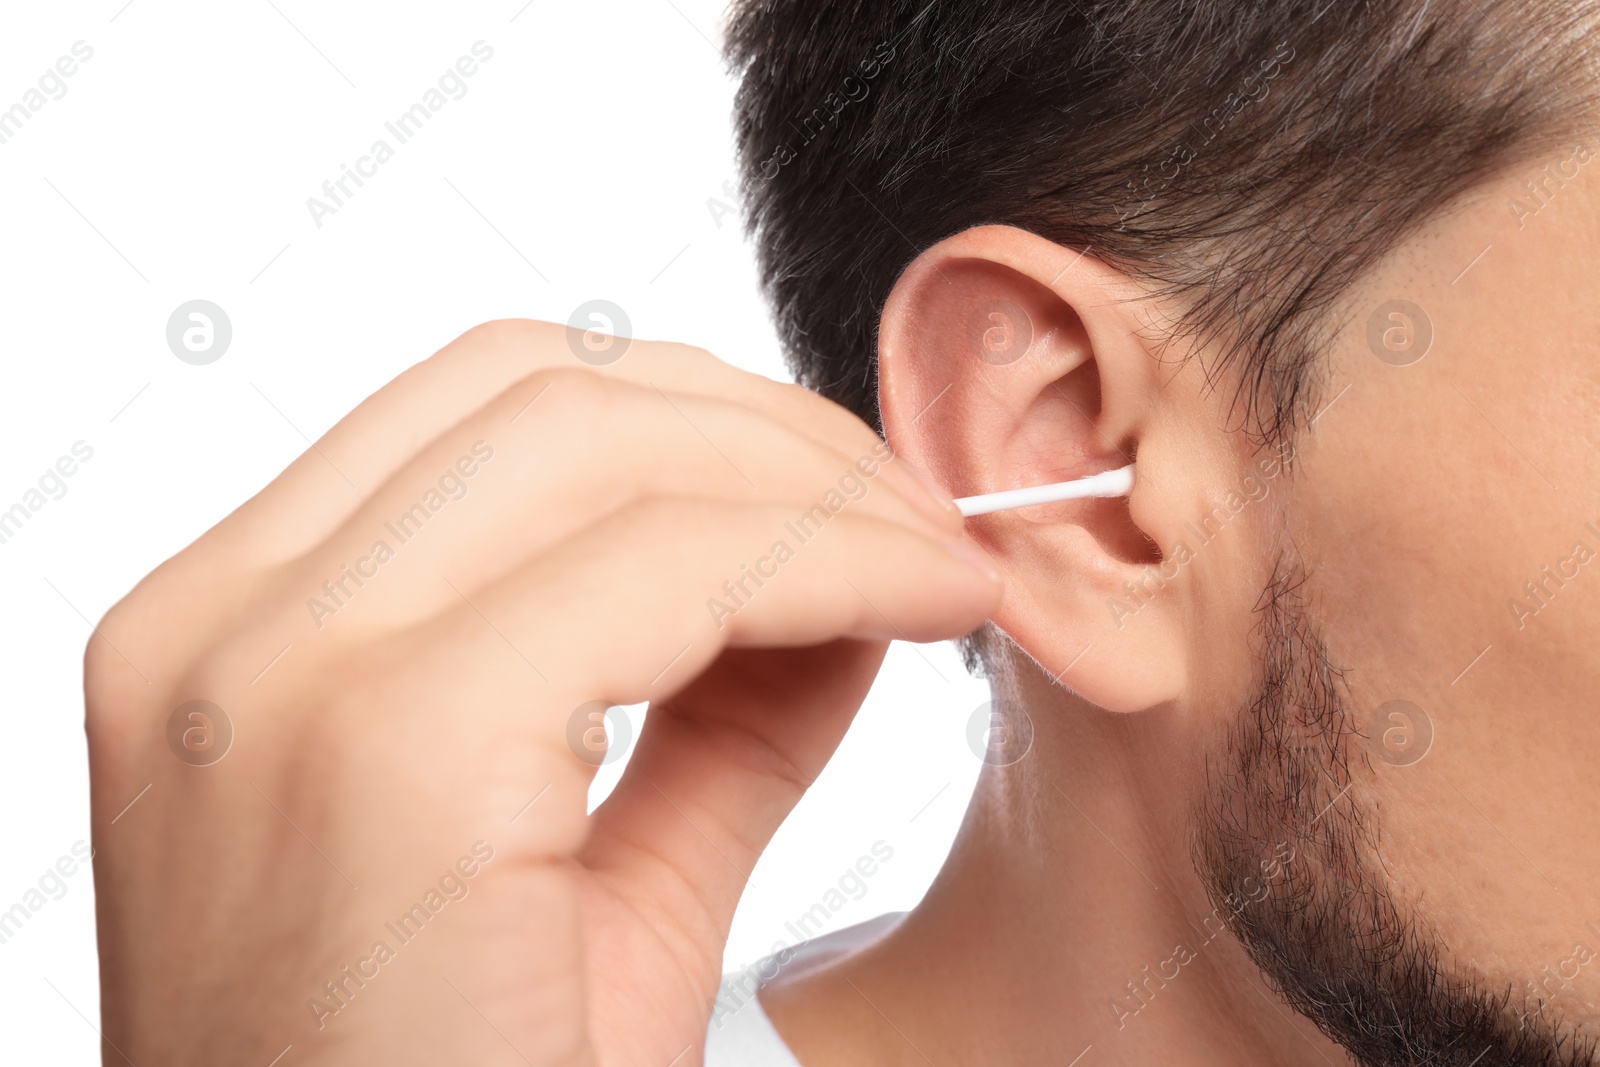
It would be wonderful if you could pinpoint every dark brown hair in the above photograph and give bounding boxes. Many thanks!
[726,0,1598,443]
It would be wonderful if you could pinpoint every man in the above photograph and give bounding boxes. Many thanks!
[88,1,1600,1065]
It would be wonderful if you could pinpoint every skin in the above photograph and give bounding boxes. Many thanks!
[757,153,1600,1062]
[89,156,1600,1064]
[86,324,1000,1065]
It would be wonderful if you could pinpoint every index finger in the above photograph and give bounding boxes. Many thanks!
[227,319,956,563]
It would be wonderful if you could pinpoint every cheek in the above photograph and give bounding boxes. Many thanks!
[1288,182,1600,1015]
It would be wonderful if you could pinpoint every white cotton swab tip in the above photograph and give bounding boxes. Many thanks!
[955,465,1135,518]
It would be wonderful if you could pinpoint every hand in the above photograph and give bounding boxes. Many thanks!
[86,319,1001,1065]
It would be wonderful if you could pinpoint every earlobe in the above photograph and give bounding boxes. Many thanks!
[877,225,1194,713]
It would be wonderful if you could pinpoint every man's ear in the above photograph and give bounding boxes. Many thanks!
[879,225,1199,713]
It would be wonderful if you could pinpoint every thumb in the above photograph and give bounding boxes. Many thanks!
[577,638,886,963]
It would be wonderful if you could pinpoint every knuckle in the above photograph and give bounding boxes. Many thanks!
[83,585,180,756]
[502,365,633,428]
[452,316,562,357]
[656,339,718,365]
[83,604,139,729]
[423,318,566,380]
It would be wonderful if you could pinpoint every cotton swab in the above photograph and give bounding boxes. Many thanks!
[955,465,1135,518]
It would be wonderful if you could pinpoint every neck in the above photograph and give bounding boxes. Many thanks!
[759,654,1356,1066]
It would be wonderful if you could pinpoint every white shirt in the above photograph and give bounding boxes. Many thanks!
[703,969,804,1066]
[703,913,905,1066]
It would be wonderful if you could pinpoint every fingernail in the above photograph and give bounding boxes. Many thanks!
[940,537,1002,583]
[897,456,959,515]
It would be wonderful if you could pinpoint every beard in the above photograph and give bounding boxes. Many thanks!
[1194,562,1597,1067]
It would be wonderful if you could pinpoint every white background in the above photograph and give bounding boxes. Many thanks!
[0,1,989,1059]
